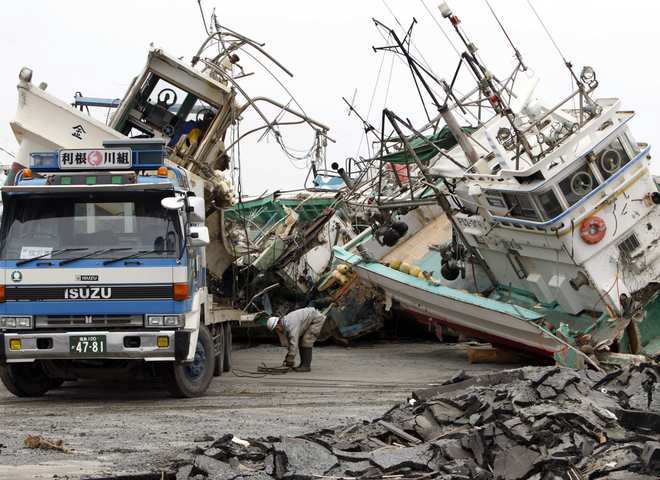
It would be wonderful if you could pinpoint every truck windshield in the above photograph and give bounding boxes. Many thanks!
[0,191,181,261]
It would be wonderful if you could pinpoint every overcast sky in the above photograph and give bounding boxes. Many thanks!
[1,0,658,195]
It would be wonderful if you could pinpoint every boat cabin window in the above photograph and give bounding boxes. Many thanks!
[486,189,564,223]
[593,136,631,180]
[535,189,563,220]
[116,74,218,147]
[558,164,600,206]
[501,192,541,221]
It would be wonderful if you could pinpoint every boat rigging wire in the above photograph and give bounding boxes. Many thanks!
[197,0,211,36]
[239,48,310,122]
[0,146,16,158]
[355,52,387,159]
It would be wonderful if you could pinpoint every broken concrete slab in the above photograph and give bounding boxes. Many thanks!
[429,401,465,424]
[192,454,237,479]
[617,409,660,434]
[493,445,540,479]
[368,443,435,471]
[274,437,337,477]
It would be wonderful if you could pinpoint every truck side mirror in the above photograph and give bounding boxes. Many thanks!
[189,225,210,247]
[187,196,205,223]
[161,196,185,210]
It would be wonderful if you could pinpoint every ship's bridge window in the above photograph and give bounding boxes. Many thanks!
[593,136,632,180]
[559,164,600,206]
[501,192,541,221]
[535,189,563,220]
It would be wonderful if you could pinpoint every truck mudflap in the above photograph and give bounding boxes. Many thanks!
[175,330,192,362]
[1,330,193,363]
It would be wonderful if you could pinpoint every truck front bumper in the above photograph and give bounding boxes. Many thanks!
[0,330,191,363]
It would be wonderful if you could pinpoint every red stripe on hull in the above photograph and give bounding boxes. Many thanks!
[406,309,556,358]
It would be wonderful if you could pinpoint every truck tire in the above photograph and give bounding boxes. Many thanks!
[165,325,215,398]
[223,322,233,372]
[213,325,225,377]
[0,362,57,397]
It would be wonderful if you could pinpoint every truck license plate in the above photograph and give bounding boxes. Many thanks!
[69,335,106,355]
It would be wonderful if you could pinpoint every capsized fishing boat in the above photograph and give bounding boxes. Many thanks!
[331,2,660,366]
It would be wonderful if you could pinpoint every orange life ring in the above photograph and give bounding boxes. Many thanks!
[580,216,607,244]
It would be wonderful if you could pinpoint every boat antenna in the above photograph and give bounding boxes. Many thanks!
[526,0,581,86]
[196,0,211,36]
[342,95,380,137]
[419,0,461,58]
[437,2,535,163]
[483,0,527,71]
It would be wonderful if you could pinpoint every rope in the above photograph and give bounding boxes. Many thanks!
[231,363,290,378]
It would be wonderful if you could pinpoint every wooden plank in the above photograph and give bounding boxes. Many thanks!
[467,346,523,364]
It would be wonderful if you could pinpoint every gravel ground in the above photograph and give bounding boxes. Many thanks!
[0,341,521,479]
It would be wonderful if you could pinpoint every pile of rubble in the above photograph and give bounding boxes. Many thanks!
[175,364,659,480]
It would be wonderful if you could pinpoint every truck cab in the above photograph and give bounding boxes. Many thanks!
[0,140,227,397]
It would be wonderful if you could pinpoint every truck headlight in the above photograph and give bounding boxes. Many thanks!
[0,316,33,329]
[146,315,183,328]
[163,315,181,326]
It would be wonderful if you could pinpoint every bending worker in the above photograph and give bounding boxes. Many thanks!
[267,307,327,372]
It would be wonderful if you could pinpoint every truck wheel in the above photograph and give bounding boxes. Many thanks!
[165,325,215,398]
[213,325,225,377]
[223,322,233,372]
[0,362,55,397]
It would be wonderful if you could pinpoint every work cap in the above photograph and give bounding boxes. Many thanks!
[267,316,280,331]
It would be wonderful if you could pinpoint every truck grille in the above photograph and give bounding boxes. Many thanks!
[35,315,144,329]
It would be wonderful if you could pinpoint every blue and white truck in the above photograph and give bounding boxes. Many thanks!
[0,141,235,397]
[0,38,330,397]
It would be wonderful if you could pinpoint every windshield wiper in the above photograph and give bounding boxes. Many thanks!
[15,248,88,266]
[59,248,132,266]
[103,249,175,265]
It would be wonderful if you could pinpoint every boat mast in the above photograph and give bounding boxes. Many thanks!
[438,1,535,167]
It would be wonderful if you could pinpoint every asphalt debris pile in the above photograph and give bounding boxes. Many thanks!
[175,364,660,480]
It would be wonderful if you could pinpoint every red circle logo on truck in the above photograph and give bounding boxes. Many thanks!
[88,150,103,166]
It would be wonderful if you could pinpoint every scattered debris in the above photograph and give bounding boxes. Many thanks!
[466,346,527,365]
[24,434,71,453]
[168,363,658,479]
